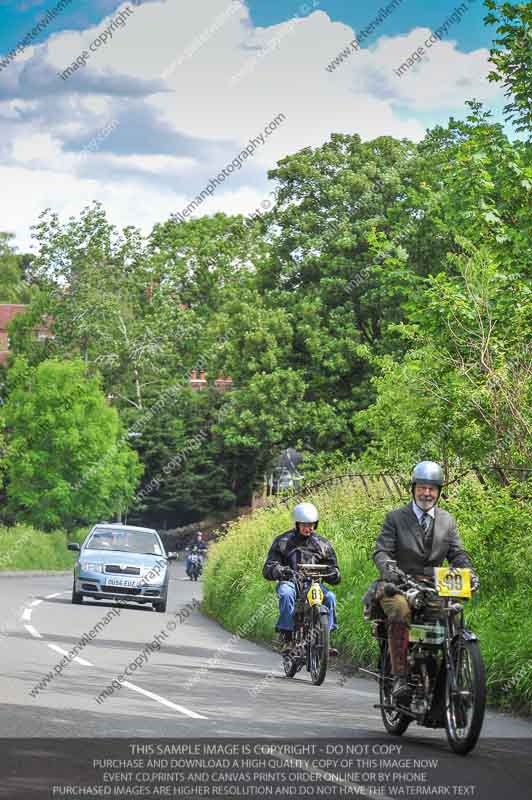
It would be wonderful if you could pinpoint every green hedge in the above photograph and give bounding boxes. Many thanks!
[0,524,87,571]
[203,477,532,715]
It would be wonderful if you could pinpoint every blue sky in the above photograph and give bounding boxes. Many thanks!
[0,0,505,250]
[0,0,494,58]
[248,0,493,51]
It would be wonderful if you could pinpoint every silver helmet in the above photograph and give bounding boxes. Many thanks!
[293,502,319,526]
[411,461,444,488]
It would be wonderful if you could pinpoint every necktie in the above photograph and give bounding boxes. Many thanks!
[421,512,434,555]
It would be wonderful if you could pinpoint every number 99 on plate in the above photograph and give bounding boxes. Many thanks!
[434,567,472,598]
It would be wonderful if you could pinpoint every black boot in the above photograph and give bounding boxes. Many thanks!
[276,630,293,653]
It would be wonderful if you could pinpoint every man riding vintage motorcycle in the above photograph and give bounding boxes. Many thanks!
[371,461,480,703]
[263,502,341,654]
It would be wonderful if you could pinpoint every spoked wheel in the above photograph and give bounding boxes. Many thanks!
[308,609,329,686]
[379,645,411,735]
[445,639,486,755]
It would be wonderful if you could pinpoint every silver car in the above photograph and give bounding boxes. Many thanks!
[68,523,175,612]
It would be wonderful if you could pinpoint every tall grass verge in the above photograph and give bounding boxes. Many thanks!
[203,477,531,714]
[0,524,86,571]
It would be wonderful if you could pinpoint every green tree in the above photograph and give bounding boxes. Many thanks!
[0,232,32,302]
[485,0,532,137]
[205,134,417,496]
[2,358,142,530]
[19,202,168,408]
[127,386,235,528]
[148,212,267,314]
[357,108,531,473]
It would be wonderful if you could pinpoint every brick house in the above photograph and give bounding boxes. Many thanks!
[0,303,233,391]
[0,304,52,365]
[189,370,233,392]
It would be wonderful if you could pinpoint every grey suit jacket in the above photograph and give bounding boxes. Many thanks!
[373,503,472,577]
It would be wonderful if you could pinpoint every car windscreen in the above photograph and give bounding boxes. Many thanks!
[85,530,163,555]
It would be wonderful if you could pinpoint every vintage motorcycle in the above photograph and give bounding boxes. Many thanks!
[186,551,202,581]
[282,563,334,686]
[362,567,486,755]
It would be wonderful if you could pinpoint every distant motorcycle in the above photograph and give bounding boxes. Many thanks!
[186,552,202,581]
[282,563,334,686]
[362,567,486,755]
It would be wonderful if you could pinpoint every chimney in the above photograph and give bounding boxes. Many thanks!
[214,376,233,393]
[189,369,207,391]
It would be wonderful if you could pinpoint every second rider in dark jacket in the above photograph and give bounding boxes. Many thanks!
[263,502,340,651]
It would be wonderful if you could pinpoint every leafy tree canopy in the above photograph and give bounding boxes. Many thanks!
[1,358,142,530]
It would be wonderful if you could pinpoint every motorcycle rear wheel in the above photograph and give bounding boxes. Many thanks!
[379,645,411,736]
[445,639,486,755]
[308,610,329,686]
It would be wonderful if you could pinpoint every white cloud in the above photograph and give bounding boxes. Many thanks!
[99,153,196,176]
[0,163,179,250]
[360,29,499,112]
[0,0,505,250]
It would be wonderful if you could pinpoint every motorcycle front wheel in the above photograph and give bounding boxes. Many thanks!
[308,609,329,686]
[379,645,411,736]
[445,639,486,755]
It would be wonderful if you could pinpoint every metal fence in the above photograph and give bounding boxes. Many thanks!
[266,464,532,507]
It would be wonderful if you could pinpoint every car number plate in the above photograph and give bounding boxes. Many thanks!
[105,577,140,588]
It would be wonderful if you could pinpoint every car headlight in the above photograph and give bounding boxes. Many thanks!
[80,561,104,573]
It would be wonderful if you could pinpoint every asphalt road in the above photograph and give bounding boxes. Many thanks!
[0,562,531,798]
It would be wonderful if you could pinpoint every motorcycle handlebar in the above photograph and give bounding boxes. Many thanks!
[399,576,438,596]
[295,567,336,580]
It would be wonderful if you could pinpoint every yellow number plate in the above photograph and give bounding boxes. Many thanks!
[307,582,323,606]
[434,568,471,598]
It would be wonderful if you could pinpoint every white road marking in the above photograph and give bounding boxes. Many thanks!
[73,655,93,666]
[23,588,206,721]
[121,681,208,719]
[30,599,43,607]
[48,644,71,657]
[48,643,93,667]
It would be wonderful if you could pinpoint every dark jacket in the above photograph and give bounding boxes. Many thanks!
[373,503,472,578]
[263,528,341,585]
